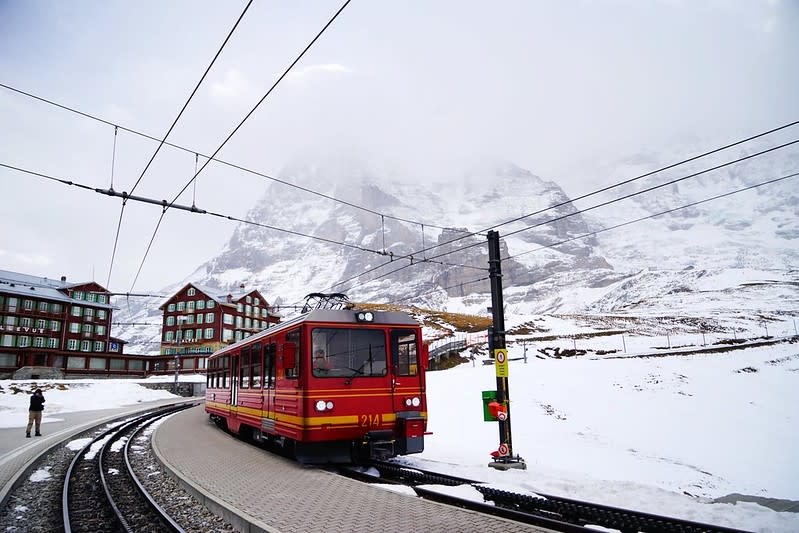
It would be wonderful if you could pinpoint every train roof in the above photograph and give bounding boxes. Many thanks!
[209,308,420,358]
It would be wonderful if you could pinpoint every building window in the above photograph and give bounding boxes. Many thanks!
[23,299,33,310]
[67,339,78,351]
[36,319,46,329]
[20,317,32,328]
[223,314,234,325]
[188,287,196,296]
[34,337,45,348]
[17,336,30,347]
[50,320,60,331]
[80,340,90,352]
[254,297,260,306]
[110,358,125,370]
[95,325,106,336]
[245,318,252,329]
[237,303,244,313]
[245,304,252,316]
[48,338,59,349]
[196,300,205,310]
[177,301,185,311]
[69,323,80,334]
[168,303,175,312]
[185,315,195,325]
[234,331,242,342]
[94,341,105,352]
[223,328,234,342]
[195,328,202,340]
[73,291,84,300]
[205,312,214,323]
[71,306,81,317]
[235,316,242,328]
[196,314,203,325]
[164,331,174,342]
[4,316,15,327]
[97,309,107,320]
[84,308,94,319]
[204,328,214,339]
[51,303,62,313]
[254,307,260,318]
[87,292,96,302]
[38,301,48,312]
[97,294,107,304]
[207,300,215,309]
[7,298,17,312]
[1,334,14,347]
[187,300,195,311]
[166,316,175,326]
[89,357,105,369]
[67,356,84,368]
[82,324,92,336]
[185,330,194,340]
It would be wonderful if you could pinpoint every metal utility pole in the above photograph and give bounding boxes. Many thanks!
[487,230,525,469]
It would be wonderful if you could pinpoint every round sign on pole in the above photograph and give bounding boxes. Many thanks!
[496,351,506,364]
[497,411,507,421]
[498,443,509,456]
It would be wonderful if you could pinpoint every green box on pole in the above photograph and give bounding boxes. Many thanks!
[482,390,497,422]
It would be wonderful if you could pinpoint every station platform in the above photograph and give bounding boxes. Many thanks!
[153,405,551,533]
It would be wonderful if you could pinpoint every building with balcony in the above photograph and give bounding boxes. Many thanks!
[0,269,128,377]
[158,283,280,357]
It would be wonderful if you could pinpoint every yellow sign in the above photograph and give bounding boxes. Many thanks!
[494,348,508,377]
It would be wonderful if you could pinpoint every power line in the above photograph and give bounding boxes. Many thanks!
[0,162,480,277]
[106,0,254,287]
[416,137,799,264]
[505,170,799,263]
[350,120,799,264]
[387,276,490,305]
[0,83,463,233]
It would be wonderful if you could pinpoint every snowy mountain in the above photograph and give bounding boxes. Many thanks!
[113,151,799,354]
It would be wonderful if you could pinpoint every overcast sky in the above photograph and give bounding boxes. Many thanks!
[1,0,797,291]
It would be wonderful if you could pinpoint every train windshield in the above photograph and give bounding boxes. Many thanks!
[311,328,387,378]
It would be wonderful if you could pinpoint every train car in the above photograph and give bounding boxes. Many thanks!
[204,307,428,462]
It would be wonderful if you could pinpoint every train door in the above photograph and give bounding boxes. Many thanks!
[264,342,277,422]
[231,353,239,406]
[390,329,423,406]
[390,329,426,454]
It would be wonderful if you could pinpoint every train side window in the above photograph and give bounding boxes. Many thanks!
[265,343,276,388]
[284,330,300,379]
[241,347,250,389]
[252,343,262,388]
[392,330,418,376]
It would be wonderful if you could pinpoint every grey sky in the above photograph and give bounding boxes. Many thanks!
[1,0,797,291]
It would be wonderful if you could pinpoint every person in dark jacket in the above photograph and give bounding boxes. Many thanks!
[26,388,45,438]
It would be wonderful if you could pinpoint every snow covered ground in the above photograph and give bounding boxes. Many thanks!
[1,340,796,532]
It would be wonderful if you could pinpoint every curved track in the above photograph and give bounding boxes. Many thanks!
[62,404,193,533]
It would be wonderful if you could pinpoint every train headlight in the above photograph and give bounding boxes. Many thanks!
[315,400,335,411]
[355,311,374,322]
[411,397,421,407]
[405,398,413,407]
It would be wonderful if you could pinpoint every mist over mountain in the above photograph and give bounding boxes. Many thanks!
[114,152,799,354]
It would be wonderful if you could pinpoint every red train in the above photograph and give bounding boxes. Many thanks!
[204,308,429,462]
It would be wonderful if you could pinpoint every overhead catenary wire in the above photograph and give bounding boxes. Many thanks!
[319,137,799,297]
[0,162,481,275]
[0,79,473,235]
[105,0,254,288]
[333,167,799,301]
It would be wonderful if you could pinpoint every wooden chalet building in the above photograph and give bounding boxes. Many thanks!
[158,283,280,363]
[0,269,129,378]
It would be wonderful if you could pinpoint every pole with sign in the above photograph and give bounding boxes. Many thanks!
[487,231,525,470]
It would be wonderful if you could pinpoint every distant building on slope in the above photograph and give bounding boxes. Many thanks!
[0,269,127,378]
[158,283,281,360]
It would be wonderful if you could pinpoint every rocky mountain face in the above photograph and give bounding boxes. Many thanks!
[114,154,799,354]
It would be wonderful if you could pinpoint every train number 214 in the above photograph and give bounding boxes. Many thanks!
[359,414,381,427]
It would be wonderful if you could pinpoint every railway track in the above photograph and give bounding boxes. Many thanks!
[346,460,753,533]
[63,404,193,532]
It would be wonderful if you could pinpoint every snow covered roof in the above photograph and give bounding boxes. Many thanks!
[0,269,115,310]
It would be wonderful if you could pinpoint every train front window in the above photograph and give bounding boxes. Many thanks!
[312,328,387,378]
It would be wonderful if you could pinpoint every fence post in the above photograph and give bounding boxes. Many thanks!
[622,335,627,353]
